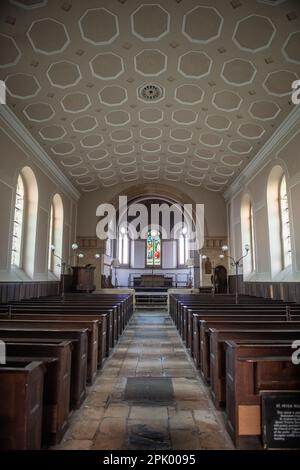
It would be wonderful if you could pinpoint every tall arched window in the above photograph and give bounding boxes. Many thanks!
[48,194,64,277]
[11,174,25,267]
[146,230,161,267]
[267,166,292,276]
[118,226,129,265]
[279,175,292,269]
[241,194,256,274]
[179,226,189,265]
[249,203,256,272]
[11,167,38,277]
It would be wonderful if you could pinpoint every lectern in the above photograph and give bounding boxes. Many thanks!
[72,266,96,293]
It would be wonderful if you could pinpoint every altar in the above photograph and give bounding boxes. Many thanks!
[133,274,173,289]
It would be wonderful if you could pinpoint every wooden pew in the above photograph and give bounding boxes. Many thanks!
[0,330,87,409]
[0,319,98,384]
[6,306,115,353]
[10,313,107,366]
[225,341,300,448]
[209,331,300,408]
[4,341,72,445]
[0,360,45,450]
[191,313,289,361]
[199,321,300,382]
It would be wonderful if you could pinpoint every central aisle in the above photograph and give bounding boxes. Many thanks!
[58,311,233,450]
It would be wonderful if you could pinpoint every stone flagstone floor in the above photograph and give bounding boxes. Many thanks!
[56,311,234,450]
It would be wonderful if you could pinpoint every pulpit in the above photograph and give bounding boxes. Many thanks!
[72,266,96,293]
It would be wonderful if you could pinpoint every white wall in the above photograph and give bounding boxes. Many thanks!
[226,107,300,283]
[0,110,79,282]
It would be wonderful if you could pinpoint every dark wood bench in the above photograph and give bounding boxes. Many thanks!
[0,319,98,384]
[209,331,300,409]
[225,341,300,448]
[199,321,300,382]
[0,359,45,450]
[10,313,107,366]
[0,330,87,409]
[4,340,72,446]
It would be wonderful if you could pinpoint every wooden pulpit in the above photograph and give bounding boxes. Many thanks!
[72,266,96,293]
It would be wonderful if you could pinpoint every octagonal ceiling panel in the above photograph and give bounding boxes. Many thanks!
[1,0,299,193]
[178,51,212,78]
[99,86,127,106]
[6,73,40,99]
[233,15,276,52]
[183,6,223,43]
[221,59,256,86]
[131,4,170,41]
[27,18,70,55]
[90,53,124,80]
[79,8,119,45]
[0,34,21,67]
[61,92,91,113]
[39,125,66,141]
[139,108,163,123]
[134,49,167,76]
[212,90,242,111]
[249,100,280,120]
[47,61,81,88]
[175,84,204,105]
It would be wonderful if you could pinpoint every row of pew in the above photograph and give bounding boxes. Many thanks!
[0,292,133,450]
[169,293,300,449]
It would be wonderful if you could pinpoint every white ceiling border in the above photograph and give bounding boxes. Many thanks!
[224,105,300,202]
[0,105,80,201]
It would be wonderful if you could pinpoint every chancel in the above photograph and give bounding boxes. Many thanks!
[0,0,300,454]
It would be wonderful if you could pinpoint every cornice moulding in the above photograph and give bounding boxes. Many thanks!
[0,105,80,201]
[224,105,300,202]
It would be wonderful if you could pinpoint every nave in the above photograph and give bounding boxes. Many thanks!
[56,311,233,451]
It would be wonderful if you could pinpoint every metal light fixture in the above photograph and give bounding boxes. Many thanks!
[186,258,194,288]
[51,242,80,299]
[220,244,250,304]
[111,258,120,287]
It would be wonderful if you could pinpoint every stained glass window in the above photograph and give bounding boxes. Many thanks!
[11,174,25,267]
[146,230,161,267]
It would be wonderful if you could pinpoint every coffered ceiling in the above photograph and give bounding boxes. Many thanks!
[0,0,300,193]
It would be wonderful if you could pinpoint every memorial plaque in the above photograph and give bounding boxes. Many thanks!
[261,392,300,449]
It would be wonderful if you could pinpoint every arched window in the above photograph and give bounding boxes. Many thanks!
[48,194,64,277]
[11,174,25,267]
[146,230,161,267]
[249,204,256,272]
[11,167,38,277]
[267,166,292,276]
[279,175,292,269]
[48,202,54,271]
[118,226,129,265]
[241,194,256,274]
[178,226,189,265]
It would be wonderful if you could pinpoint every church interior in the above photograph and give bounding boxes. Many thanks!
[0,0,300,454]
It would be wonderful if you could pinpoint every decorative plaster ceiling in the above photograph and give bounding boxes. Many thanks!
[0,0,300,193]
